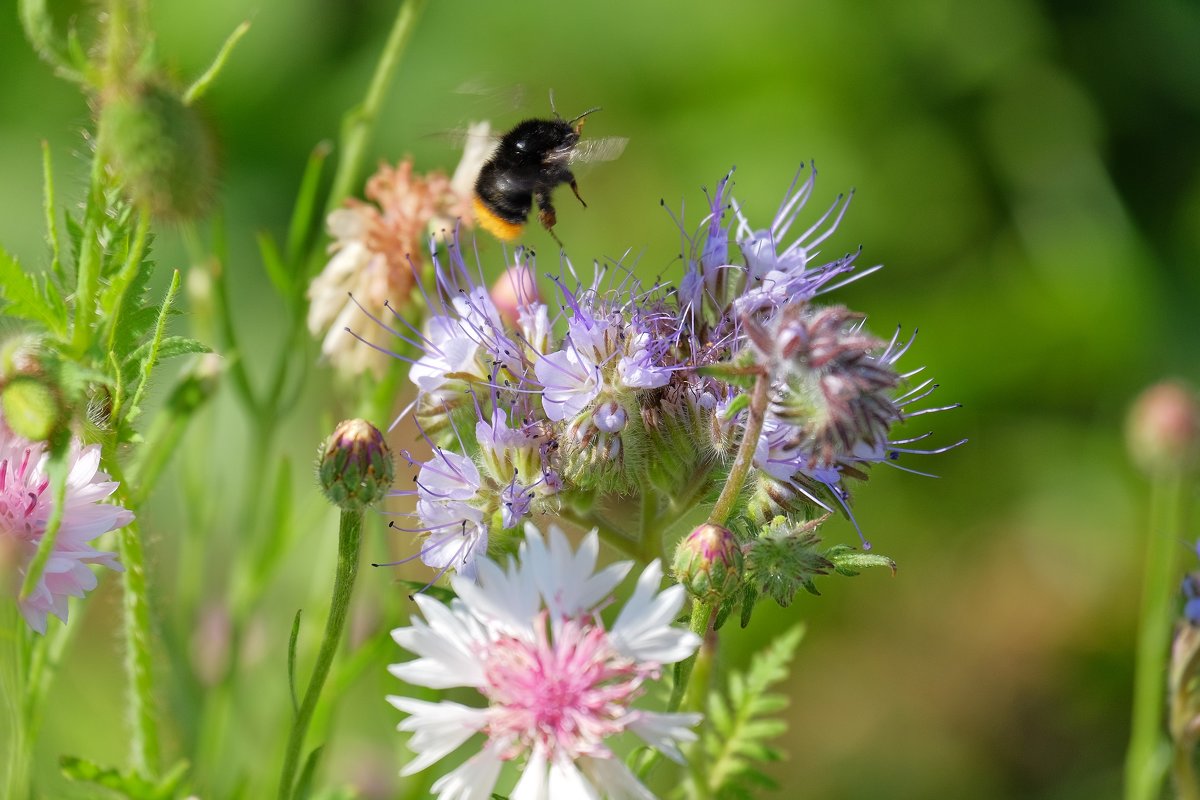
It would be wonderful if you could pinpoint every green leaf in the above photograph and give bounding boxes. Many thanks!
[392,580,456,604]
[60,754,188,800]
[293,745,324,800]
[288,609,303,717]
[122,270,184,427]
[286,141,333,271]
[827,545,898,577]
[703,625,804,798]
[257,230,291,299]
[18,0,87,83]
[184,20,252,105]
[0,246,68,336]
[699,363,762,391]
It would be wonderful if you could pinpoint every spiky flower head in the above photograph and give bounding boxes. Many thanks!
[388,524,701,799]
[317,419,395,511]
[0,413,132,634]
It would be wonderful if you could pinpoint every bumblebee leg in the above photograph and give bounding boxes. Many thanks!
[569,178,588,208]
[535,190,563,246]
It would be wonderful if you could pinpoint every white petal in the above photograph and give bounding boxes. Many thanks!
[578,756,655,800]
[430,744,504,800]
[389,604,485,688]
[510,746,549,800]
[627,711,702,764]
[547,755,600,800]
[386,697,486,775]
[451,557,539,635]
[611,564,700,664]
[527,525,631,619]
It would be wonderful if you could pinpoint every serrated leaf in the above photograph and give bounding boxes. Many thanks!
[60,755,158,798]
[703,625,804,798]
[0,246,68,336]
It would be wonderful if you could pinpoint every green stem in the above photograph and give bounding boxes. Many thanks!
[325,0,427,212]
[556,506,638,558]
[1126,471,1189,800]
[707,372,768,527]
[116,507,160,776]
[2,606,31,800]
[668,371,769,715]
[277,509,364,800]
[18,441,68,603]
[640,490,662,562]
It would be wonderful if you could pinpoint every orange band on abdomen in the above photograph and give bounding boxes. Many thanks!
[473,196,525,241]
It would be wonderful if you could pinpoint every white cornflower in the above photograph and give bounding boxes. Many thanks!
[387,524,702,799]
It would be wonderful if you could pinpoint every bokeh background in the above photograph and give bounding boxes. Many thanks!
[3,0,1200,797]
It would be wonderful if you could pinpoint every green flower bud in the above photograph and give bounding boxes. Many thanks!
[0,334,45,379]
[673,522,744,601]
[98,82,218,219]
[1,374,66,442]
[317,419,394,511]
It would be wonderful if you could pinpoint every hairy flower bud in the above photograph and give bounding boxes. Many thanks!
[99,82,218,219]
[317,419,394,511]
[1127,381,1200,476]
[0,374,66,442]
[673,523,744,600]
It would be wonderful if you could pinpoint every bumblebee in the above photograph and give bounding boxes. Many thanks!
[473,105,625,244]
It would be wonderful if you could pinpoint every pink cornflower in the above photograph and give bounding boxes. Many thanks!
[0,415,132,634]
[388,524,702,799]
[307,122,493,377]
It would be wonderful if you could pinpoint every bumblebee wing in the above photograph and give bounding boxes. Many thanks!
[570,136,629,164]
[439,124,500,153]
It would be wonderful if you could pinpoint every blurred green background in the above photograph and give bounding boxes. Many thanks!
[3,0,1200,797]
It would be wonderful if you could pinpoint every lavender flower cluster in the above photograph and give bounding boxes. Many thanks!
[362,166,959,579]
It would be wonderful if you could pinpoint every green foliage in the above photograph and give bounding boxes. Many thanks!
[0,246,68,337]
[826,544,898,578]
[60,755,190,800]
[0,153,210,453]
[702,625,805,799]
[731,519,896,629]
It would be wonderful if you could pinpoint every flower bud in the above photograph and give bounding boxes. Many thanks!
[98,82,218,219]
[489,264,538,327]
[673,522,744,600]
[317,419,394,511]
[0,374,66,442]
[1127,381,1200,476]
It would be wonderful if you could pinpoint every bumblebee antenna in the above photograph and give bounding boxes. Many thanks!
[568,106,602,126]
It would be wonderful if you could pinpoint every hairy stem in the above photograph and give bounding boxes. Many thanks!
[669,370,769,715]
[707,371,768,527]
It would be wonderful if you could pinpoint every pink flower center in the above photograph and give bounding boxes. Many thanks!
[0,448,47,541]
[480,612,649,761]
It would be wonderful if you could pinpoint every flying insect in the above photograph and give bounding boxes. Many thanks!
[473,105,626,245]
